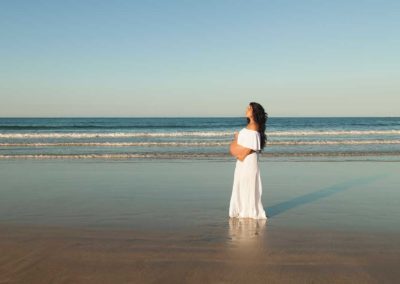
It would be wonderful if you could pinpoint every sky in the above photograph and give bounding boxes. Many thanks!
[0,0,399,117]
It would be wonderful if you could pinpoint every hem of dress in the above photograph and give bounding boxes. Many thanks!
[229,213,268,220]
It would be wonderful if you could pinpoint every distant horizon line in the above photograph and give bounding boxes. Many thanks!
[0,116,399,119]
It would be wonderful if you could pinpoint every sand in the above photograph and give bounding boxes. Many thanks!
[1,159,400,283]
[1,222,400,283]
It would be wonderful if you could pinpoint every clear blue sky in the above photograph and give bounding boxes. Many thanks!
[1,0,399,117]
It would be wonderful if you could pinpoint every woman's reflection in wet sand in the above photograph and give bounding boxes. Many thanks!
[226,217,268,264]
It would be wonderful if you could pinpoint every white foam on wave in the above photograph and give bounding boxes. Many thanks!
[0,153,227,159]
[1,129,400,139]
[0,141,229,147]
[270,139,400,145]
[271,130,400,136]
[0,139,399,147]
[0,131,233,138]
[1,151,400,160]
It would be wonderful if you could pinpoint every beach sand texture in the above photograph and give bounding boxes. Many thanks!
[1,160,400,283]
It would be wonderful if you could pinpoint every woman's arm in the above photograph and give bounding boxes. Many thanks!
[229,132,255,161]
[231,141,254,161]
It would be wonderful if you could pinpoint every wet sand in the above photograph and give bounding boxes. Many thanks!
[1,159,400,283]
[1,222,400,283]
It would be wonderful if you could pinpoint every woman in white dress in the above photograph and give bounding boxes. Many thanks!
[229,102,268,219]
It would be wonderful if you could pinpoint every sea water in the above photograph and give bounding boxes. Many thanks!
[1,159,399,233]
[0,117,399,161]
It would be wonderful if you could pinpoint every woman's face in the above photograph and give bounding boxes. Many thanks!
[246,104,253,118]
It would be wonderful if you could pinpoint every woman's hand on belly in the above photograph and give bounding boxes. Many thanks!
[229,137,255,161]
[237,149,256,161]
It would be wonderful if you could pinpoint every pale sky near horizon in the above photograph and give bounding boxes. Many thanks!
[1,0,399,117]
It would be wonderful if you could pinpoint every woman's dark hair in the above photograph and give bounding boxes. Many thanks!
[246,102,268,151]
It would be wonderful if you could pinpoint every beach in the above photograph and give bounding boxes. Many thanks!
[2,0,399,281]
[1,159,400,283]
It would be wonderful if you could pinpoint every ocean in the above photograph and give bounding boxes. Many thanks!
[0,117,399,161]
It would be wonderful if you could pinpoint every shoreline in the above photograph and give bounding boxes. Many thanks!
[1,153,400,162]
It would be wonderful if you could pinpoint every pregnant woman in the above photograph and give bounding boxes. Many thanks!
[229,102,268,219]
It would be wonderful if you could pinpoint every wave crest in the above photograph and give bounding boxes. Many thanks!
[1,129,400,139]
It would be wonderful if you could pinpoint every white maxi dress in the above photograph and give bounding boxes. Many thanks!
[229,128,267,219]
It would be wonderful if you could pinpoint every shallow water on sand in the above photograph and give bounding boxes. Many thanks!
[1,160,400,283]
[1,159,399,233]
